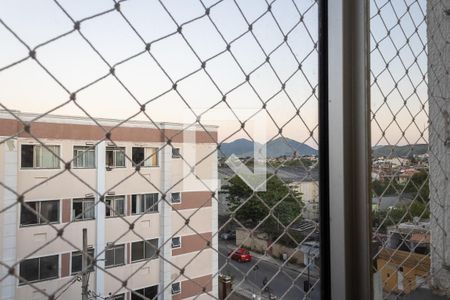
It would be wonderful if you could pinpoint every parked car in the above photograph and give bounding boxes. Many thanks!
[220,231,236,240]
[228,248,252,263]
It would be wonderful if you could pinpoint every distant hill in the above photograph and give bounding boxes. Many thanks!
[372,144,428,157]
[219,137,317,158]
[219,138,262,157]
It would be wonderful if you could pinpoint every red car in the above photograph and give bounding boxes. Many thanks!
[228,248,252,262]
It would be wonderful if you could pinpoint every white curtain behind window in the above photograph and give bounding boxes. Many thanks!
[34,145,59,168]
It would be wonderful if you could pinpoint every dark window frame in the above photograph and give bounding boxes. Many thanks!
[132,285,158,300]
[131,194,158,215]
[20,200,60,226]
[72,198,95,221]
[131,239,159,262]
[132,147,159,167]
[71,248,95,275]
[20,144,61,169]
[105,244,125,269]
[19,254,59,284]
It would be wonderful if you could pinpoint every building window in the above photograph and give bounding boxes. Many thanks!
[132,285,158,300]
[20,200,59,226]
[132,147,158,167]
[171,192,181,204]
[106,147,126,168]
[131,239,158,262]
[19,255,59,284]
[131,194,158,214]
[21,144,60,169]
[171,237,181,249]
[71,248,95,274]
[105,244,125,268]
[172,147,181,158]
[172,282,181,295]
[72,198,95,221]
[105,196,125,217]
[73,146,95,168]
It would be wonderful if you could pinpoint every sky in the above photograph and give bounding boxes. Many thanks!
[0,0,429,147]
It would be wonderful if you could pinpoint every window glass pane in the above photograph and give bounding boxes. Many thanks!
[106,149,114,167]
[19,258,39,283]
[144,286,158,298]
[39,255,58,280]
[115,149,125,167]
[143,194,158,212]
[144,147,157,167]
[131,195,138,214]
[86,150,95,167]
[20,202,38,225]
[33,145,41,168]
[172,282,181,294]
[39,145,59,168]
[172,237,180,248]
[116,198,124,215]
[115,245,125,266]
[40,200,59,223]
[72,249,94,273]
[72,200,83,220]
[172,148,180,158]
[132,289,144,300]
[131,242,143,261]
[132,147,144,166]
[74,146,95,168]
[71,253,81,273]
[171,193,180,203]
[105,245,124,267]
[84,199,95,219]
[73,199,94,220]
[21,145,34,168]
[105,199,112,217]
[105,247,114,267]
[145,239,158,259]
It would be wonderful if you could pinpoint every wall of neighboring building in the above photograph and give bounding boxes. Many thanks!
[0,139,18,300]
[428,0,450,295]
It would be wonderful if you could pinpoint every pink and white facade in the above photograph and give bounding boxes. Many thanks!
[0,111,218,300]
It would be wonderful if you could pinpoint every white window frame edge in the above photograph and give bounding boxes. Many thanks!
[328,0,372,299]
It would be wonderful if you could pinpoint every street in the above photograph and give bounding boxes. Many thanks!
[218,242,321,300]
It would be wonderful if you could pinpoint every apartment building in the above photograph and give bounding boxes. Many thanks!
[0,111,218,300]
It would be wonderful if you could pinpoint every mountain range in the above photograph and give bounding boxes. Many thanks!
[219,138,429,159]
[219,137,318,158]
[372,144,428,157]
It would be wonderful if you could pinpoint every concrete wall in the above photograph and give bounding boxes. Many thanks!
[428,0,450,295]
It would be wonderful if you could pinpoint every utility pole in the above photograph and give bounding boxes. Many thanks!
[82,228,89,300]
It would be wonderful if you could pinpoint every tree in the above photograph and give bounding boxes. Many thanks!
[403,170,429,202]
[372,200,430,232]
[224,175,303,238]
